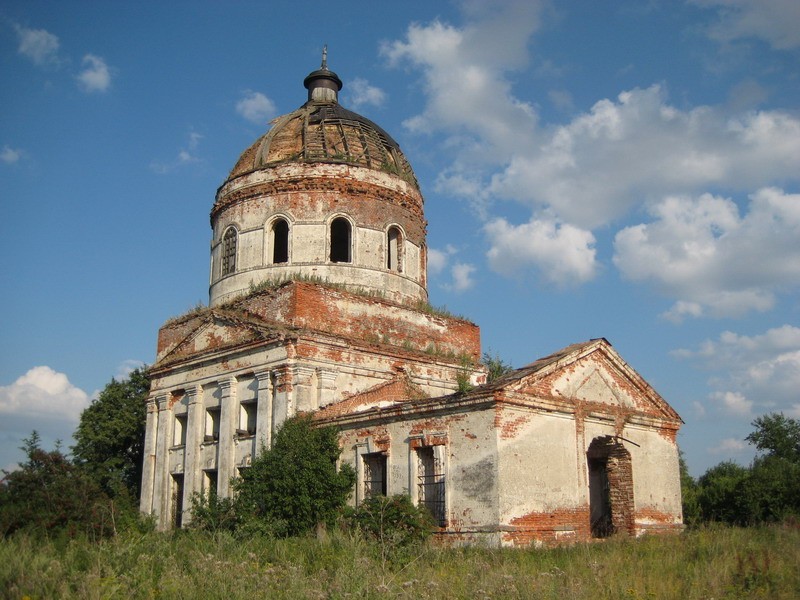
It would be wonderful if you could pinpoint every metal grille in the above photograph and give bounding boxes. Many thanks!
[363,453,387,498]
[417,447,446,527]
[221,228,237,275]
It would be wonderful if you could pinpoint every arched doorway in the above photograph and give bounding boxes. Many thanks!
[587,436,634,537]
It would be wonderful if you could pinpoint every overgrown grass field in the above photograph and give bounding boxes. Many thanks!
[2,525,798,599]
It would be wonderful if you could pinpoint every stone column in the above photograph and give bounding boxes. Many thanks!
[181,385,203,522]
[153,394,171,530]
[271,366,293,431]
[292,365,316,412]
[217,377,237,498]
[139,396,159,515]
[254,370,273,450]
[317,368,338,408]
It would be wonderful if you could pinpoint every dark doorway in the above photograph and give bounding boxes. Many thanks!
[587,436,634,538]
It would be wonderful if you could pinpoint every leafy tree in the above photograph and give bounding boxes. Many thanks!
[481,351,513,383]
[0,432,115,538]
[72,368,149,500]
[697,461,749,525]
[231,415,356,537]
[678,450,701,527]
[746,413,800,463]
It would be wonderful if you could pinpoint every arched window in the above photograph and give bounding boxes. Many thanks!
[387,226,403,272]
[221,227,237,276]
[330,217,351,263]
[271,218,289,264]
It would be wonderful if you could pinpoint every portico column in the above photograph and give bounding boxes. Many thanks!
[254,370,273,450]
[181,385,203,522]
[217,377,237,498]
[153,394,171,530]
[139,396,159,515]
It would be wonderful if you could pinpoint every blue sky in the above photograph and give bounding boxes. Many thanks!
[1,0,798,477]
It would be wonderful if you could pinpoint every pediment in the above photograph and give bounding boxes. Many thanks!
[155,311,280,366]
[502,339,679,420]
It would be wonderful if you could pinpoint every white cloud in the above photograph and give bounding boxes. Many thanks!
[115,359,145,380]
[694,0,800,50]
[711,390,753,417]
[449,263,476,292]
[236,91,276,124]
[488,86,800,229]
[1,146,22,164]
[15,24,60,66]
[710,437,748,455]
[347,78,386,108]
[382,1,543,168]
[0,366,89,421]
[427,248,449,275]
[485,217,597,286]
[614,188,800,319]
[77,54,112,92]
[675,325,800,418]
[151,130,204,173]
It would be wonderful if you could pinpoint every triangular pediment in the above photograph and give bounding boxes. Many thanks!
[498,339,680,421]
[154,310,284,367]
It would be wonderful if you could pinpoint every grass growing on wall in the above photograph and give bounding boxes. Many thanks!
[2,525,799,599]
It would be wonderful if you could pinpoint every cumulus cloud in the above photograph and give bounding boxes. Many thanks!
[151,130,203,173]
[384,3,800,296]
[1,146,22,164]
[381,0,543,169]
[674,325,800,418]
[614,188,800,319]
[485,217,597,286]
[77,54,112,92]
[488,86,800,229]
[15,24,60,66]
[347,78,386,108]
[710,437,748,455]
[427,245,475,292]
[0,366,90,420]
[236,91,276,124]
[693,0,800,50]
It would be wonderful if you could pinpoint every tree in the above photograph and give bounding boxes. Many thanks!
[746,413,800,463]
[678,450,701,527]
[231,415,356,537]
[72,368,150,500]
[697,461,749,525]
[0,432,114,538]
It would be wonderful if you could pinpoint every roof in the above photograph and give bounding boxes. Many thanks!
[223,63,418,188]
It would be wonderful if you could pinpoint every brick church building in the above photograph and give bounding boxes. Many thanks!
[140,56,684,545]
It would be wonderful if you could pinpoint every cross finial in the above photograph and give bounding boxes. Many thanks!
[321,45,328,70]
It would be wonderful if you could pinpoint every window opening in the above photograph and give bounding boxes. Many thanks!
[238,400,257,437]
[417,446,446,526]
[363,452,387,498]
[221,228,237,276]
[272,219,289,264]
[171,473,184,528]
[174,414,187,447]
[387,226,403,272]
[204,469,218,497]
[330,217,351,263]
[205,407,220,442]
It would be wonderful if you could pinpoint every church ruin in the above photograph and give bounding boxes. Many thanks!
[140,56,684,544]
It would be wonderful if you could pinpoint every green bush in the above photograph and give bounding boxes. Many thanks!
[345,494,434,547]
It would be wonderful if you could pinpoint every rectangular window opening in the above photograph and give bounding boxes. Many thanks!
[363,452,387,499]
[417,446,446,527]
[174,414,187,447]
[205,407,220,442]
[238,400,257,437]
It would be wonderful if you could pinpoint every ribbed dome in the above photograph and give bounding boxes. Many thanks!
[227,101,419,189]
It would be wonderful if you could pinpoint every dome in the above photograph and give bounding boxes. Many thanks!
[208,55,429,309]
[225,66,418,189]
